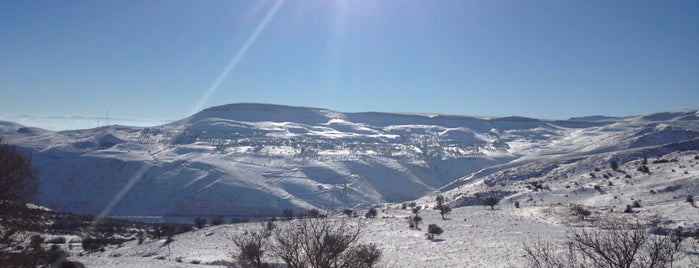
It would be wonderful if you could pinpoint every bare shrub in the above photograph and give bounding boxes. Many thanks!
[81,237,104,252]
[350,243,382,268]
[194,217,206,229]
[524,221,684,268]
[632,200,642,208]
[282,209,294,220]
[270,217,373,268]
[211,215,225,226]
[231,227,268,268]
[570,205,591,221]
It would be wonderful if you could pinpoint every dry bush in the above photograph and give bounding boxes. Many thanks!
[270,217,376,268]
[231,226,268,268]
[524,221,685,268]
[570,205,591,221]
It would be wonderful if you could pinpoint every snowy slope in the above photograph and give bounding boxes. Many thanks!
[1,104,698,220]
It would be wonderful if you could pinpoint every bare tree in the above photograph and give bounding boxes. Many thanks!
[211,215,225,225]
[0,139,38,203]
[193,217,206,229]
[282,209,294,220]
[1,140,40,262]
[524,221,684,268]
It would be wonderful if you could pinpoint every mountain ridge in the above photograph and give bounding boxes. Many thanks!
[1,103,698,219]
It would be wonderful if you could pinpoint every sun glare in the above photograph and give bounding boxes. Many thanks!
[190,0,285,115]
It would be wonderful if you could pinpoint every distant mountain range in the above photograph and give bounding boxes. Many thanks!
[1,103,698,218]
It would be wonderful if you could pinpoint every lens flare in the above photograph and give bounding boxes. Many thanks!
[190,0,285,115]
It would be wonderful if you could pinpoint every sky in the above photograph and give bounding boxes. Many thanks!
[1,0,698,130]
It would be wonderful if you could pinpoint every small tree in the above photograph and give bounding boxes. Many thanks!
[632,200,642,208]
[137,232,145,245]
[307,208,322,218]
[412,215,422,228]
[194,217,207,229]
[438,205,451,220]
[514,201,521,208]
[81,237,103,252]
[413,206,422,214]
[29,235,44,252]
[638,165,650,173]
[570,205,591,221]
[426,224,443,240]
[483,197,500,210]
[282,209,294,220]
[435,195,445,207]
[343,209,354,217]
[687,195,695,207]
[0,140,40,257]
[211,215,225,226]
[265,219,276,232]
[610,160,619,171]
[0,139,39,203]
[365,208,377,218]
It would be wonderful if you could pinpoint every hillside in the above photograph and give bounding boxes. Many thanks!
[67,149,699,267]
[1,104,698,220]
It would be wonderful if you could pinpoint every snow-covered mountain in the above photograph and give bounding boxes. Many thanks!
[1,103,698,219]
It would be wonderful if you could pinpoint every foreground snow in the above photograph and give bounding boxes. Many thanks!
[73,206,570,267]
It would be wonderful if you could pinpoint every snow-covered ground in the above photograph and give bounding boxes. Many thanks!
[68,151,698,267]
[71,206,571,268]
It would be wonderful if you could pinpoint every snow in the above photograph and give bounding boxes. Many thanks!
[2,104,697,267]
[70,206,571,267]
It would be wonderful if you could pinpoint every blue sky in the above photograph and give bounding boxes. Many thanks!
[1,0,697,130]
